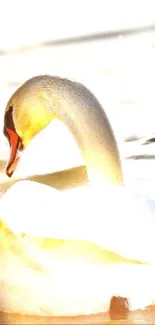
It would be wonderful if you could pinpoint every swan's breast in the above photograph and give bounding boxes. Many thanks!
[14,120,84,178]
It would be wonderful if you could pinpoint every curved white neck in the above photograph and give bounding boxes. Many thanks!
[16,76,124,184]
[45,78,124,185]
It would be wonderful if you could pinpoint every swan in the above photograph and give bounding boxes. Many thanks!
[1,75,155,319]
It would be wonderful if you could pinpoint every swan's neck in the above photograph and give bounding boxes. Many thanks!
[44,78,124,185]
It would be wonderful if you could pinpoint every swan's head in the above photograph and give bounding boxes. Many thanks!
[4,77,56,177]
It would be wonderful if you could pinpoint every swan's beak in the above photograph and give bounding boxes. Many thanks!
[5,127,23,177]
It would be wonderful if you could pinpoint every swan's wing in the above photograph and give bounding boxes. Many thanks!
[61,185,155,264]
[1,181,155,264]
[2,181,155,315]
[88,186,155,265]
[1,198,155,316]
[0,166,88,196]
[1,222,155,316]
[25,166,88,190]
[0,181,60,236]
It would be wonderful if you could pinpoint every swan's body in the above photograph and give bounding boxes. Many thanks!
[1,180,155,316]
[1,75,155,318]
[2,210,155,317]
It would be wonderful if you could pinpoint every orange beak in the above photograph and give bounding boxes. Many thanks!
[5,127,23,177]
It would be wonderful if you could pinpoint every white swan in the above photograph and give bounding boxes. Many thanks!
[1,75,155,318]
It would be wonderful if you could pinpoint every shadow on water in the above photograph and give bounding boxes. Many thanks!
[1,24,155,55]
